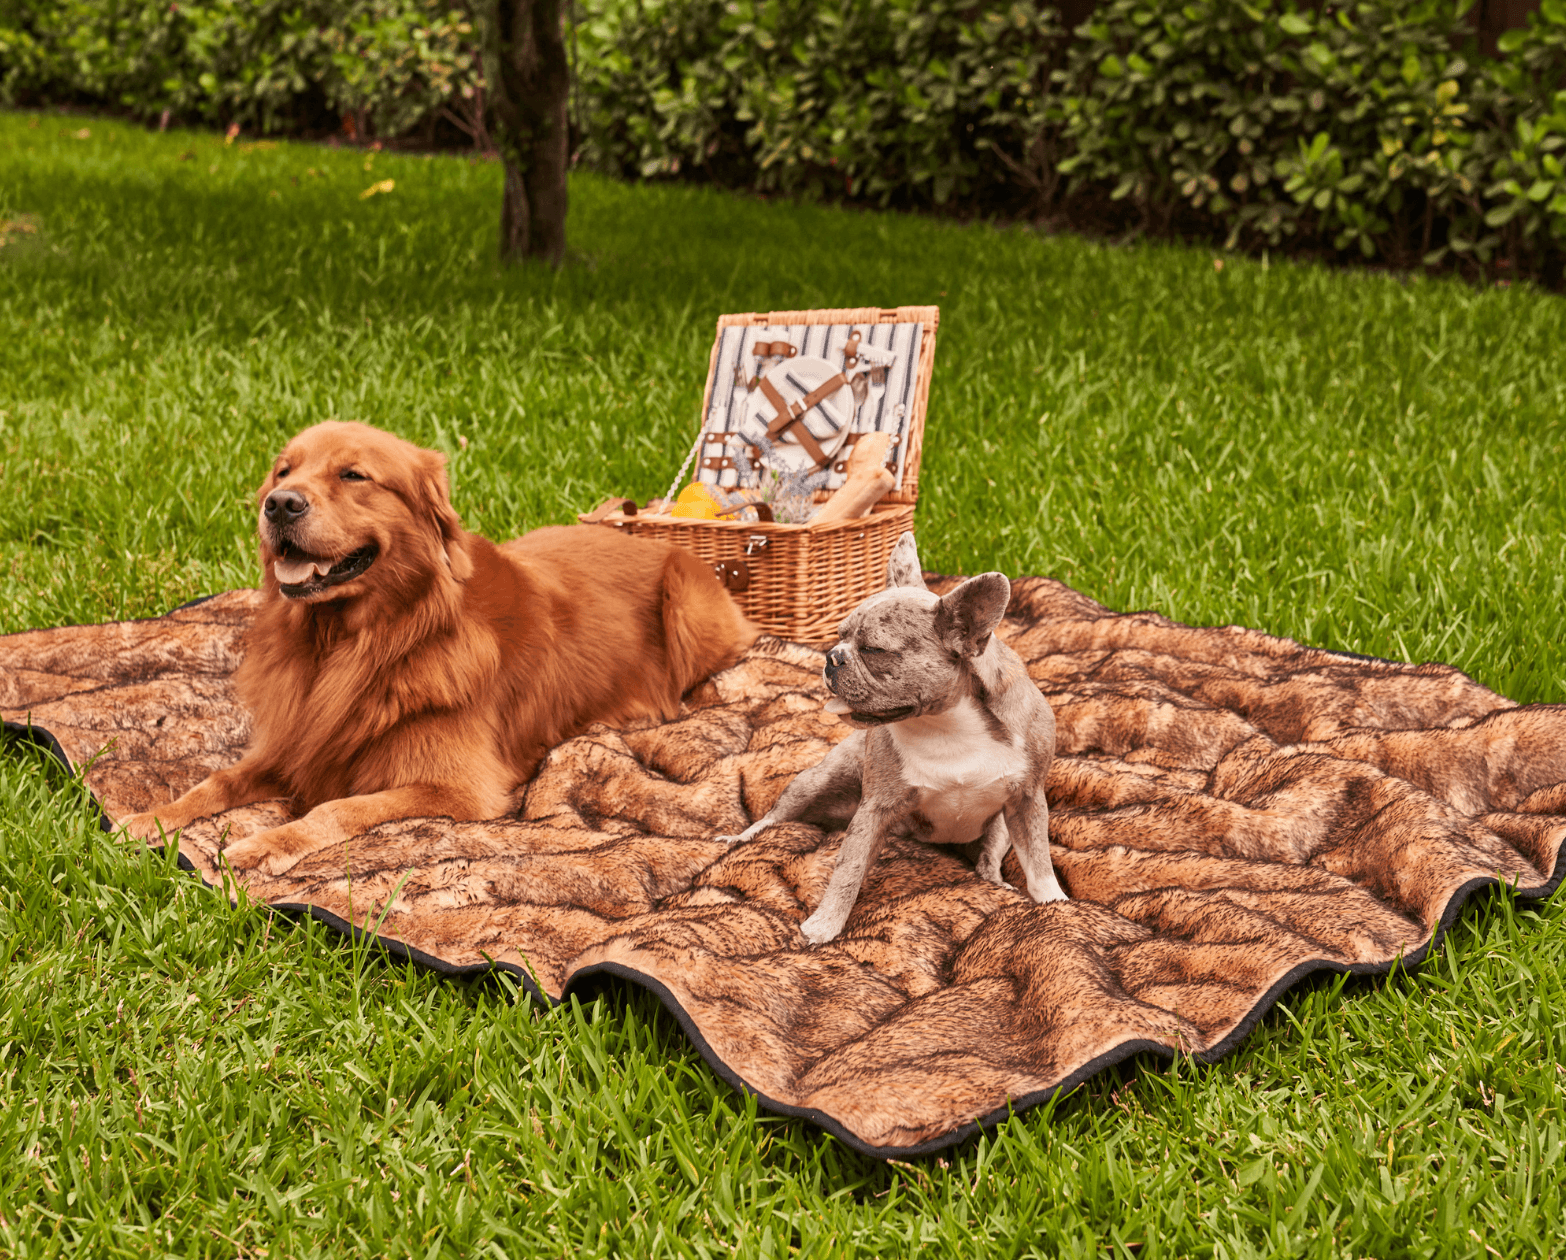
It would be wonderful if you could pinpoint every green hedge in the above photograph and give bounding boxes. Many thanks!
[574,0,1065,211]
[4,0,1564,280]
[578,0,1566,279]
[1055,0,1566,271]
[0,0,479,139]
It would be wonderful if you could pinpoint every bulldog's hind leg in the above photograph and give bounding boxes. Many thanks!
[716,731,865,845]
[974,811,1015,890]
[1004,794,1067,903]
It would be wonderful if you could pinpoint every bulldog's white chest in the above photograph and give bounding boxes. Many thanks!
[887,697,1027,844]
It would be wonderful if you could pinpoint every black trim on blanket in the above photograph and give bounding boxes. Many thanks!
[169,592,229,613]
[2,719,114,833]
[1316,648,1403,665]
[7,717,1563,1163]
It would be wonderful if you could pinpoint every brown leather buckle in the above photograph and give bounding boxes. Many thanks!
[842,329,862,370]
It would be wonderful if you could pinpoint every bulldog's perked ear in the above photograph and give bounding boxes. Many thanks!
[417,450,473,582]
[885,532,927,590]
[934,572,1010,657]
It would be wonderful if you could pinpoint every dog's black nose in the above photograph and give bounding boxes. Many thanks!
[824,645,850,675]
[263,489,309,523]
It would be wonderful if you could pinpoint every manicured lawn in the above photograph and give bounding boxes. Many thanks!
[2,111,1563,1258]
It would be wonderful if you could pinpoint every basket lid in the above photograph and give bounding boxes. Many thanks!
[691,306,937,506]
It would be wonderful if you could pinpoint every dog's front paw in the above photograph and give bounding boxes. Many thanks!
[220,826,307,877]
[799,909,846,947]
[121,811,172,842]
[1027,875,1069,904]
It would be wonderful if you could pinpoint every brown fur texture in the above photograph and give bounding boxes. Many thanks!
[4,575,1563,1156]
[118,422,757,873]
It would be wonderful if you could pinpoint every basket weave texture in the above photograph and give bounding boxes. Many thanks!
[594,305,937,643]
[611,501,916,644]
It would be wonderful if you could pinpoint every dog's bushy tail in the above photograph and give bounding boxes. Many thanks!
[659,549,759,708]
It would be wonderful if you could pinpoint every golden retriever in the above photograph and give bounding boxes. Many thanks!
[123,421,757,874]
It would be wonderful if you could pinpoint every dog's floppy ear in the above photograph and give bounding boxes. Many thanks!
[934,572,1009,657]
[417,449,473,582]
[885,532,927,590]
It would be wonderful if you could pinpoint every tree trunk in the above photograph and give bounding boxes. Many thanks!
[482,0,570,266]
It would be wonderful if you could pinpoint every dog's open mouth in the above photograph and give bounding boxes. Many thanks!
[824,698,916,724]
[273,542,378,597]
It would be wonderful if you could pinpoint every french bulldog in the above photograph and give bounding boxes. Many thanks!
[720,532,1067,945]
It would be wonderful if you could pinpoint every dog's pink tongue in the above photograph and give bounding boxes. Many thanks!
[274,557,333,585]
[824,697,851,714]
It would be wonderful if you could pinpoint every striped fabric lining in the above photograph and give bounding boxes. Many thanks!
[698,321,923,492]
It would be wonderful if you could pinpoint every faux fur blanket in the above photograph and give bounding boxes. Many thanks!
[4,578,1563,1158]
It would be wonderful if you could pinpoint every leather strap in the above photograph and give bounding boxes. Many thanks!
[842,330,861,370]
[762,372,848,421]
[757,375,792,424]
[752,340,797,359]
[757,374,836,466]
[799,372,847,412]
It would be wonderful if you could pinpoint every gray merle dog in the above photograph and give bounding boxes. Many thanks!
[720,532,1067,944]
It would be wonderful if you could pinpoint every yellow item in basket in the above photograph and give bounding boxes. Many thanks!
[671,482,722,519]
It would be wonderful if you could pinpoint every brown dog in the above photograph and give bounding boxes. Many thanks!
[123,421,757,874]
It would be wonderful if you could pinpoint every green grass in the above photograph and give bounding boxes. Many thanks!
[1,111,1563,1258]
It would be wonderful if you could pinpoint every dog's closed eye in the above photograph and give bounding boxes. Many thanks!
[339,468,368,482]
[859,645,887,655]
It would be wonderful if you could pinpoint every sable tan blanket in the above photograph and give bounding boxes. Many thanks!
[3,578,1563,1157]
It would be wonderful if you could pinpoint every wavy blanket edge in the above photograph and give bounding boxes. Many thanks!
[7,715,1562,1161]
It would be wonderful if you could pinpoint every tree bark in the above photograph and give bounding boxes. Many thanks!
[482,0,570,266]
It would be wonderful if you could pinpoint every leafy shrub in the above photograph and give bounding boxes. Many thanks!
[318,3,480,139]
[575,0,1066,211]
[577,0,1563,278]
[0,0,479,138]
[1055,0,1495,263]
[3,0,1563,282]
[1058,3,1484,259]
[1050,0,1566,276]
[1479,0,1566,262]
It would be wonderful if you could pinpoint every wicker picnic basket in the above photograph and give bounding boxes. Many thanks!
[586,305,938,643]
